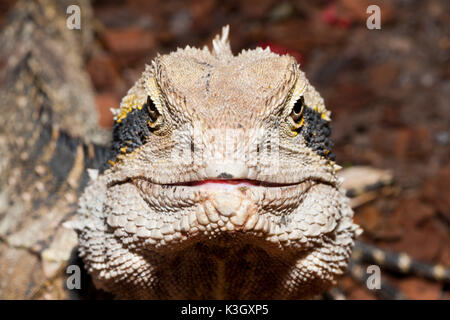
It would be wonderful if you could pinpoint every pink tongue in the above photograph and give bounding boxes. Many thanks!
[190,179,256,186]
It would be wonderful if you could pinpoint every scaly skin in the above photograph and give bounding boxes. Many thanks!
[75,27,361,299]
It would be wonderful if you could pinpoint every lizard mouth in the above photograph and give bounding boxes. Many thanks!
[104,173,342,250]
[130,176,330,237]
[173,179,305,188]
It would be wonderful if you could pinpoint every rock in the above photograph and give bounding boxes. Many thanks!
[241,0,277,19]
[103,28,155,55]
[95,93,119,128]
[339,276,377,300]
[340,0,394,24]
[371,127,432,160]
[398,278,442,300]
[422,166,450,223]
[86,52,121,91]
[355,205,383,235]
[367,62,399,91]
[387,223,443,263]
[392,198,435,229]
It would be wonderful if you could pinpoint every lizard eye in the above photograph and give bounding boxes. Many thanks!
[289,96,305,132]
[146,96,162,130]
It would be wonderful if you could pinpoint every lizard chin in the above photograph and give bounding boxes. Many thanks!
[76,172,360,299]
[97,175,351,250]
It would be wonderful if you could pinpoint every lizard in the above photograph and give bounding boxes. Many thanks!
[0,0,448,300]
[73,25,361,299]
[73,25,450,299]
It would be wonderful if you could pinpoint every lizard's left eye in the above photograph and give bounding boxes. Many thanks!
[289,96,305,133]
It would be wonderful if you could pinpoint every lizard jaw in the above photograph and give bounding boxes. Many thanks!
[131,177,335,245]
[77,173,359,298]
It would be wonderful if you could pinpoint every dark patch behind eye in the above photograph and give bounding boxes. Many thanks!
[106,103,153,169]
[300,107,335,160]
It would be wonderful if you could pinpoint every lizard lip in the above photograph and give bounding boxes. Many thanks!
[172,179,305,188]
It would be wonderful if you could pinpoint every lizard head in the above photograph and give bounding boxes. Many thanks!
[77,26,361,299]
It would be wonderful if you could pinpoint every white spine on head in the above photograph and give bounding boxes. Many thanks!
[212,25,232,58]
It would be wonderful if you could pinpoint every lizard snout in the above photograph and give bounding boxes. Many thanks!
[205,160,249,180]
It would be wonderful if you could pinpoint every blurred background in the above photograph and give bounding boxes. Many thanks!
[0,0,448,299]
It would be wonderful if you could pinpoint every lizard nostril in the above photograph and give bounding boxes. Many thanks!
[217,172,233,179]
[205,161,249,180]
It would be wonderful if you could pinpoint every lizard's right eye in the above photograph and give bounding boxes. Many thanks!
[290,96,304,123]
